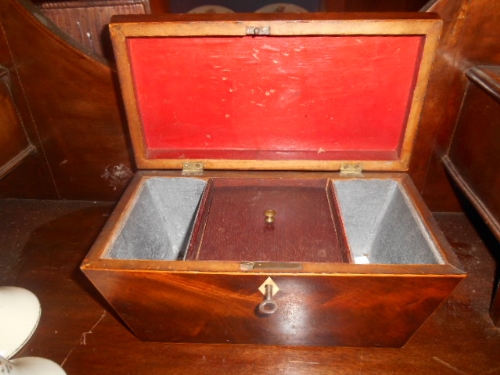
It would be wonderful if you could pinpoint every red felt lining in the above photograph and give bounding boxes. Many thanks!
[127,35,423,161]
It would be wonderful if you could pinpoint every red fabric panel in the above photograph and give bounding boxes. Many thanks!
[127,35,423,161]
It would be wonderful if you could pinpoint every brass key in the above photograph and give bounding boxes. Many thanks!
[258,283,278,314]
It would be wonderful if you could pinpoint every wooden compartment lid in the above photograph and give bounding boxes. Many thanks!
[110,13,442,172]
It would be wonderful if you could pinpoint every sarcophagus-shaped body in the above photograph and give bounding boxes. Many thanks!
[82,13,465,347]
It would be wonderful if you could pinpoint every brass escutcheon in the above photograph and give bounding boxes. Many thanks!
[264,209,276,224]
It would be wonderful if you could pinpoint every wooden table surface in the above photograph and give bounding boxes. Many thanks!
[1,198,499,374]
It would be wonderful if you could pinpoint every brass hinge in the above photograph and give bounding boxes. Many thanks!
[182,162,204,176]
[340,162,363,177]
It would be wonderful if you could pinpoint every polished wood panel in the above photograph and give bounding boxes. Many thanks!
[84,268,461,346]
[0,0,132,200]
[416,0,500,211]
[444,66,500,240]
[443,65,500,326]
[0,17,58,198]
[0,67,35,179]
[39,0,150,60]
[81,171,464,347]
[2,200,498,373]
[186,178,349,262]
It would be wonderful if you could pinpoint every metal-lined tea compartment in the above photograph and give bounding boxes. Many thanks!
[103,176,445,266]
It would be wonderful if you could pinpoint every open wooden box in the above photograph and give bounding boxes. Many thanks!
[81,13,466,347]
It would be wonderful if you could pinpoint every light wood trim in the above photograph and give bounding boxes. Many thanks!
[136,158,408,171]
[466,66,500,103]
[398,19,442,169]
[112,17,441,37]
[443,155,500,242]
[109,25,148,167]
[81,170,465,278]
[0,145,36,180]
[83,259,466,276]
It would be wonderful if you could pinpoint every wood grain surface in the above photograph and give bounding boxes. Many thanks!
[0,0,498,213]
[186,178,349,263]
[0,0,133,200]
[1,199,498,374]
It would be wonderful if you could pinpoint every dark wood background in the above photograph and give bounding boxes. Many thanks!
[1,1,500,373]
[0,0,498,212]
[2,199,499,374]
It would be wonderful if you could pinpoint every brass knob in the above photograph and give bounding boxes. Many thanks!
[264,209,276,224]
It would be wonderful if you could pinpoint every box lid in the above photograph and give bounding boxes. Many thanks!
[110,13,442,171]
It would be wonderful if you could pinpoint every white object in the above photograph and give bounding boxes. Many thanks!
[188,5,234,13]
[354,256,370,264]
[1,356,66,375]
[255,3,308,13]
[0,287,41,358]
